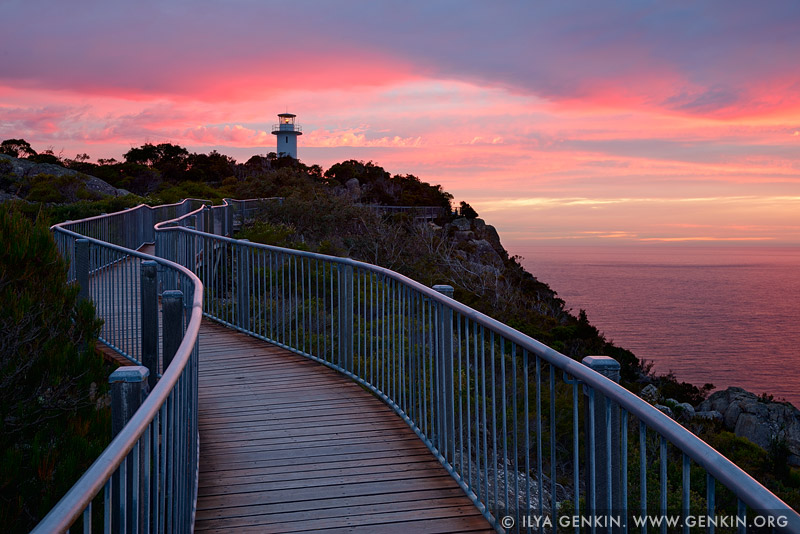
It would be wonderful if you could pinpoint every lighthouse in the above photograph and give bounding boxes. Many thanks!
[272,113,302,159]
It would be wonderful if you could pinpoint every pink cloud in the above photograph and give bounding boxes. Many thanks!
[305,128,422,148]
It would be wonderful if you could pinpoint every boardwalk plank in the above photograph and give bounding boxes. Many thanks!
[196,321,492,533]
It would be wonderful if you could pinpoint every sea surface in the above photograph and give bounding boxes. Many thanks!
[514,245,800,408]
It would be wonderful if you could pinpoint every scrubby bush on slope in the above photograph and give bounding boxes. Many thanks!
[0,206,111,531]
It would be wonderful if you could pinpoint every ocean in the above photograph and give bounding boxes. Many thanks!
[514,245,800,408]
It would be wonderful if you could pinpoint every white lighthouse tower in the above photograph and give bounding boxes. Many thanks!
[272,113,302,159]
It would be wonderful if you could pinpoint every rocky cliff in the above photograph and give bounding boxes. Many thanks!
[640,382,800,466]
[698,387,800,466]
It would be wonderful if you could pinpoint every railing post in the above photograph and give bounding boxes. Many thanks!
[432,284,454,299]
[583,355,622,531]
[162,290,184,369]
[144,207,154,242]
[109,366,149,534]
[75,238,90,301]
[225,204,234,237]
[237,241,251,331]
[337,264,354,372]
[433,285,455,457]
[185,224,197,273]
[141,261,159,389]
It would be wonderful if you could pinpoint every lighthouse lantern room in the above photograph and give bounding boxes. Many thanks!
[271,113,302,159]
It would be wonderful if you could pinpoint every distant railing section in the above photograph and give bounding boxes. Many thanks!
[359,204,446,220]
[156,200,800,533]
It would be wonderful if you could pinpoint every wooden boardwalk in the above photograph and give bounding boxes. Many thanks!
[89,244,491,532]
[194,321,493,533]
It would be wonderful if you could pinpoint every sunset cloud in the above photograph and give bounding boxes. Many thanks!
[1,1,799,245]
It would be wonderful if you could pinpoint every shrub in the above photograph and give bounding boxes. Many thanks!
[0,205,112,531]
[23,173,100,204]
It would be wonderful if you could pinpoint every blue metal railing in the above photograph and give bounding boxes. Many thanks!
[358,204,446,220]
[34,200,205,533]
[156,199,800,533]
[35,197,800,533]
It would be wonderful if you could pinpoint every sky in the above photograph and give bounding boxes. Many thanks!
[2,1,800,249]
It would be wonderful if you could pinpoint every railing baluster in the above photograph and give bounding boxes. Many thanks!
[737,499,746,534]
[682,453,690,534]
[480,325,489,508]
[588,388,596,534]
[707,473,715,534]
[83,501,91,534]
[573,377,580,534]
[525,349,532,533]
[641,421,647,534]
[536,356,543,522]
[500,338,508,517]
[621,408,628,534]
[511,343,519,528]
[661,436,668,534]
[489,331,498,518]
[550,364,557,524]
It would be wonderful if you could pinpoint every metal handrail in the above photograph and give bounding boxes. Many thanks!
[156,200,799,533]
[36,197,799,532]
[34,202,205,533]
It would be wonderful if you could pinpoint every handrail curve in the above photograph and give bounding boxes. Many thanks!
[157,199,800,532]
[34,197,799,532]
[34,200,206,533]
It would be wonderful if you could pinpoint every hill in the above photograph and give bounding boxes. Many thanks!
[0,154,128,203]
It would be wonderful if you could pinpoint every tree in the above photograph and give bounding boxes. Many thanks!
[29,148,61,165]
[459,201,479,219]
[123,143,189,182]
[0,138,37,158]
[324,159,390,186]
[185,150,236,183]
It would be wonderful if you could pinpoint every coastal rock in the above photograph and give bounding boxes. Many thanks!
[698,387,751,413]
[663,398,695,421]
[724,403,743,429]
[480,224,508,259]
[0,153,128,197]
[695,410,723,422]
[698,387,800,466]
[470,239,504,269]
[451,217,471,231]
[677,402,696,418]
[640,384,659,404]
[453,230,475,242]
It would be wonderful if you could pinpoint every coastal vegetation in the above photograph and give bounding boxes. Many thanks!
[0,205,112,531]
[2,138,798,525]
